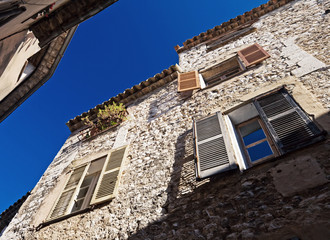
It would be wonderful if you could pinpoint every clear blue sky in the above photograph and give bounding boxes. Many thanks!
[0,0,268,213]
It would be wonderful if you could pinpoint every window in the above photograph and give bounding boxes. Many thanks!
[48,145,128,220]
[178,43,270,92]
[200,56,245,86]
[17,61,36,83]
[193,88,325,179]
[236,117,278,165]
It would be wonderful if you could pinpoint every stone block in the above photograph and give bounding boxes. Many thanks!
[271,157,328,197]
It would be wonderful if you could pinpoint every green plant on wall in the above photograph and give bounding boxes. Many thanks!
[97,102,127,124]
[81,102,127,138]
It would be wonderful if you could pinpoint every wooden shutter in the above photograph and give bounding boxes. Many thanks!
[193,112,236,179]
[254,89,325,154]
[178,71,201,92]
[49,165,89,219]
[90,145,128,205]
[237,43,270,67]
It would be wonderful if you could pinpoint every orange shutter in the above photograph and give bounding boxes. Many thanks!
[178,71,200,92]
[237,43,270,67]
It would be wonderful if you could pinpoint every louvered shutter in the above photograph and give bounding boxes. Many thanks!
[193,112,237,179]
[49,165,89,219]
[178,71,201,92]
[237,43,270,67]
[254,89,325,154]
[90,145,128,204]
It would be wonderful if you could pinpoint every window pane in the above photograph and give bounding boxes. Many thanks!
[65,166,85,190]
[239,120,266,146]
[81,174,94,187]
[247,141,273,162]
[71,199,84,213]
[77,186,89,199]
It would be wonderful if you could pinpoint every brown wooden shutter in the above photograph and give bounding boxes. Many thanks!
[49,165,89,219]
[254,89,325,154]
[90,145,128,205]
[193,112,237,179]
[178,71,200,92]
[237,43,270,67]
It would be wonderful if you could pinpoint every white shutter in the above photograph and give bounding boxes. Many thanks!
[90,145,128,205]
[48,164,89,219]
[254,89,325,154]
[193,112,237,179]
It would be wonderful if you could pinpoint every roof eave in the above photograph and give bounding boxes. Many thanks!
[66,64,182,132]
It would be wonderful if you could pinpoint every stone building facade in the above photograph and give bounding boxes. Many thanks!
[1,0,329,239]
[0,0,118,123]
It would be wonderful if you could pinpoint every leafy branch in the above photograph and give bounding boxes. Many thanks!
[81,102,127,138]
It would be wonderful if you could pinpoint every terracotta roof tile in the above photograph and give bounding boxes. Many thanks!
[175,0,294,53]
[66,64,182,132]
[0,192,30,233]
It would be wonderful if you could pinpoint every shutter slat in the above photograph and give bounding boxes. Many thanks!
[50,190,75,219]
[178,71,201,92]
[180,71,196,80]
[106,148,126,171]
[237,43,270,67]
[196,114,222,141]
[65,167,85,190]
[95,170,119,199]
[262,99,292,118]
[90,146,128,205]
[194,112,236,178]
[239,44,259,56]
[49,165,89,219]
[255,90,324,153]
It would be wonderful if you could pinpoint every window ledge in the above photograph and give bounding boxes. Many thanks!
[36,199,113,230]
[36,207,92,230]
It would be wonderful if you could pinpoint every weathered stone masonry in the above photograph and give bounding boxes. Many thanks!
[1,0,329,239]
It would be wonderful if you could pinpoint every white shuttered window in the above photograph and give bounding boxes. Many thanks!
[48,145,128,220]
[193,88,325,178]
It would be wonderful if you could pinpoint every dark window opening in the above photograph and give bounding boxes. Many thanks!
[201,56,246,86]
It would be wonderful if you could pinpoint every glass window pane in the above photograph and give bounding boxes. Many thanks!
[239,120,266,146]
[65,166,85,190]
[247,141,273,162]
[71,199,84,213]
[81,175,94,187]
[77,186,89,199]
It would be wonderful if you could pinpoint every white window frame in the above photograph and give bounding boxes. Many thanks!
[223,88,324,171]
[47,145,129,221]
[194,87,325,178]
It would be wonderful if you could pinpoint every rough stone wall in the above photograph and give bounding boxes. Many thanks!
[178,0,330,109]
[1,0,330,239]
